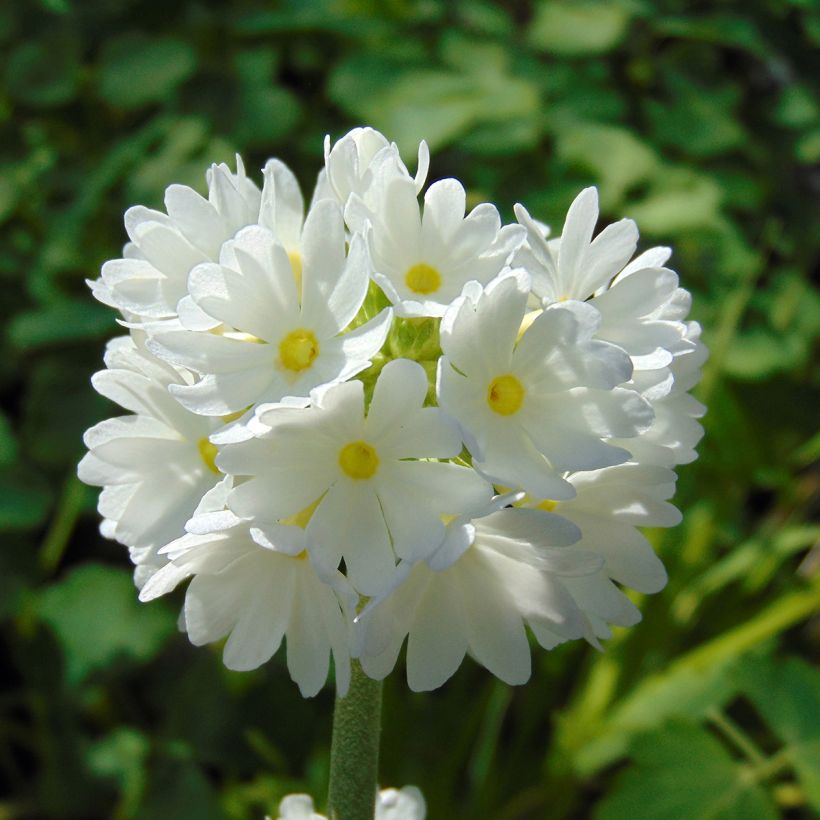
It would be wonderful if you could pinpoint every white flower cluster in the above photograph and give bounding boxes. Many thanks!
[79,127,706,696]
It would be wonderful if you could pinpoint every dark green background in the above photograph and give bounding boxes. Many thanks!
[1,1,818,817]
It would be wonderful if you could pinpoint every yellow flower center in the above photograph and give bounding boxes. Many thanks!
[405,262,442,295]
[288,250,303,294]
[487,374,525,416]
[339,440,379,480]
[279,328,319,372]
[536,499,558,512]
[197,438,220,474]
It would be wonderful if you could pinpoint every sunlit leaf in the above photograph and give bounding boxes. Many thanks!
[740,656,820,810]
[595,721,778,819]
[35,563,177,684]
[528,1,631,56]
[99,34,197,109]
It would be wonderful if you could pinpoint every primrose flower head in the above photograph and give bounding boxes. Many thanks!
[79,126,706,696]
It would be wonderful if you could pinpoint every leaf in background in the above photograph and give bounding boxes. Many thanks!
[574,654,742,775]
[595,721,779,819]
[0,408,18,467]
[576,580,820,774]
[0,466,52,530]
[646,76,746,158]
[740,656,820,810]
[35,563,177,685]
[626,169,722,235]
[652,13,773,59]
[528,0,632,56]
[9,300,114,350]
[331,43,538,154]
[6,33,81,107]
[86,727,150,817]
[723,326,809,380]
[555,123,659,208]
[137,751,224,820]
[99,34,197,109]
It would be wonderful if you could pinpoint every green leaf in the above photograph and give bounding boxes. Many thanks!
[740,656,820,810]
[555,123,659,208]
[137,753,224,820]
[653,14,773,59]
[233,85,301,147]
[528,0,631,56]
[723,326,808,380]
[595,721,779,820]
[99,34,197,109]
[35,563,177,684]
[626,170,722,235]
[646,78,746,158]
[0,409,17,467]
[87,728,150,816]
[577,581,820,773]
[9,300,114,350]
[6,34,80,107]
[0,467,53,530]
[329,46,539,153]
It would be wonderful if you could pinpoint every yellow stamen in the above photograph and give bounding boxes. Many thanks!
[279,328,319,372]
[292,550,309,561]
[518,309,542,340]
[405,262,442,295]
[281,498,321,530]
[288,250,303,294]
[487,374,525,416]
[221,331,265,343]
[220,409,246,424]
[537,499,559,512]
[197,438,220,474]
[339,440,379,480]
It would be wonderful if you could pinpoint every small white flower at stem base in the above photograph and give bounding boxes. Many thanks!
[220,359,494,596]
[273,785,426,820]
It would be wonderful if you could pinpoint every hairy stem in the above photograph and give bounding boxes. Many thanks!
[327,660,383,820]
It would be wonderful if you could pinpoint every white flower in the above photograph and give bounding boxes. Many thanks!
[358,504,602,691]
[324,126,429,211]
[610,322,708,466]
[140,510,353,697]
[516,462,682,646]
[437,272,654,500]
[351,175,524,317]
[77,336,226,582]
[147,200,392,416]
[221,359,493,595]
[514,187,638,304]
[273,785,426,820]
[91,157,262,321]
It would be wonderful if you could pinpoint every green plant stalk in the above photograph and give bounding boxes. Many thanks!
[327,660,383,820]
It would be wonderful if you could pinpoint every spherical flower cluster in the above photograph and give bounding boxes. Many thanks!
[79,127,706,696]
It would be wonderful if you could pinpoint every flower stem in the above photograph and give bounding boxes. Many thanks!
[327,660,383,820]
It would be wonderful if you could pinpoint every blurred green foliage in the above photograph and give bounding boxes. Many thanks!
[1,0,818,817]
